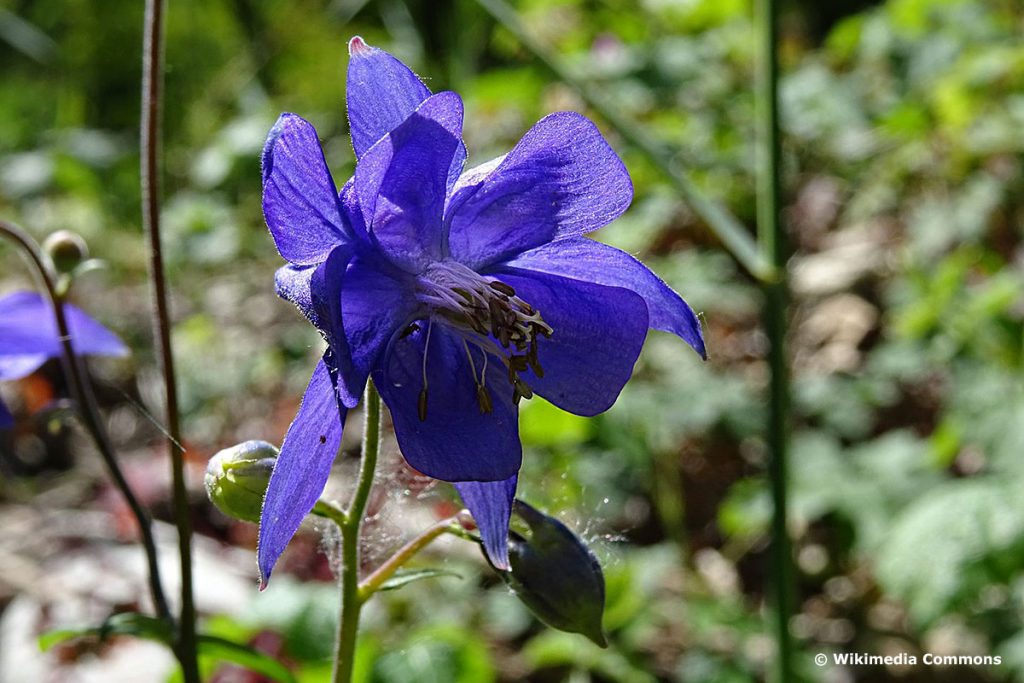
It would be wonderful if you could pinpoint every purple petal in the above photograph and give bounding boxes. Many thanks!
[446,112,633,269]
[262,114,349,265]
[0,319,50,357]
[339,258,419,401]
[309,247,356,405]
[339,178,369,242]
[62,302,129,357]
[0,291,127,380]
[0,354,49,381]
[0,399,12,429]
[275,247,361,408]
[346,37,431,159]
[455,475,517,571]
[355,91,465,272]
[274,248,418,410]
[258,359,347,587]
[491,270,648,416]
[373,325,521,482]
[502,238,706,358]
[314,254,419,408]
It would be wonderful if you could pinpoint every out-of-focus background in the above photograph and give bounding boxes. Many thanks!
[1,0,1022,681]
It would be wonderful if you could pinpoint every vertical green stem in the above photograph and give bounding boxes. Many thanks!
[333,379,382,683]
[140,1,198,680]
[755,0,794,680]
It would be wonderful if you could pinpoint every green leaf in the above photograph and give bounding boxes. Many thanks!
[876,478,1024,626]
[378,568,462,592]
[371,625,494,683]
[39,614,295,683]
[523,630,656,683]
[39,612,173,651]
[197,634,297,683]
[519,398,591,447]
[38,628,94,652]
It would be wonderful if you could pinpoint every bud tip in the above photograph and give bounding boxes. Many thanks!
[348,36,372,56]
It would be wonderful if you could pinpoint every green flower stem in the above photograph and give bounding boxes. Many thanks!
[358,516,466,601]
[755,0,795,680]
[0,220,172,624]
[332,379,382,683]
[438,523,482,545]
[473,0,775,282]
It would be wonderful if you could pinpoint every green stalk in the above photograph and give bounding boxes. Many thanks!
[332,380,382,683]
[140,0,198,679]
[755,0,794,680]
[312,499,349,526]
[473,0,774,282]
[358,517,463,600]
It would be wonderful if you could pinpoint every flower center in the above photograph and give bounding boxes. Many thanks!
[412,260,552,419]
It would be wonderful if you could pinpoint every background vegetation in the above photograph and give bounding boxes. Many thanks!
[1,0,1022,681]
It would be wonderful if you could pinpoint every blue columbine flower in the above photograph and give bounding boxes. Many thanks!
[0,290,128,427]
[257,37,705,584]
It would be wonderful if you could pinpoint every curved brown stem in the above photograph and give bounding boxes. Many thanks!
[140,0,198,679]
[0,219,172,623]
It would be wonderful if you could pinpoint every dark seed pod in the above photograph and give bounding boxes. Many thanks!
[499,501,608,647]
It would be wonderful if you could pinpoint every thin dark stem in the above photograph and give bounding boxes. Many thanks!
[0,219,171,623]
[755,0,794,680]
[333,380,382,683]
[473,0,775,282]
[141,1,198,681]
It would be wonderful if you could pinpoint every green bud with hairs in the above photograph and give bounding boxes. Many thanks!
[205,440,278,523]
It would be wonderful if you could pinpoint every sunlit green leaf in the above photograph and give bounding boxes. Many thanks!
[378,568,463,592]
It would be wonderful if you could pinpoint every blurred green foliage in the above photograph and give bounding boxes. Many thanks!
[2,0,1023,681]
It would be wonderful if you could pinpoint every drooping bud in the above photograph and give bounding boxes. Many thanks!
[43,230,89,274]
[205,440,279,523]
[500,500,608,647]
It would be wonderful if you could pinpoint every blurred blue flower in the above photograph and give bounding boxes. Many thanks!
[257,37,705,584]
[0,291,128,428]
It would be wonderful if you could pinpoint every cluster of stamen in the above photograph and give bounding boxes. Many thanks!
[413,262,553,420]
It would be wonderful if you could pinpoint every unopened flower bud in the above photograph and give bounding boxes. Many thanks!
[205,440,278,523]
[501,500,608,647]
[43,230,89,274]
